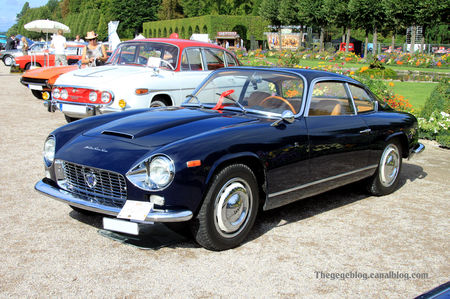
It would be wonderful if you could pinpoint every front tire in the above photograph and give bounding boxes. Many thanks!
[191,164,259,251]
[367,141,402,196]
[3,55,13,66]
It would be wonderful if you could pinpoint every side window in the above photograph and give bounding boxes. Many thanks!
[204,48,225,70]
[180,48,203,71]
[225,52,237,66]
[349,84,375,113]
[309,82,354,116]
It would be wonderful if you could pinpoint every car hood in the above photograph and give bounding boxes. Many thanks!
[55,64,170,87]
[22,65,78,80]
[58,107,257,173]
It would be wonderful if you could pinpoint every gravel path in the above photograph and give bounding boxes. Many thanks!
[0,63,448,298]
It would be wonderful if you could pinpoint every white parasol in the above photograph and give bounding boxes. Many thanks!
[24,19,70,41]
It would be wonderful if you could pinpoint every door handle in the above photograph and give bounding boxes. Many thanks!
[360,128,372,134]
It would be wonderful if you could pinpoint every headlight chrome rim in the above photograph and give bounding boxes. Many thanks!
[43,136,56,166]
[126,154,175,191]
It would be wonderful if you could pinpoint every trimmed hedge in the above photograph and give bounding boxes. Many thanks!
[142,15,269,41]
[420,79,450,119]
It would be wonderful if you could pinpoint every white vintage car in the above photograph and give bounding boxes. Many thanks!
[49,38,240,122]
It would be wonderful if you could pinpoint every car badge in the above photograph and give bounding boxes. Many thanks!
[72,88,77,93]
[84,171,97,188]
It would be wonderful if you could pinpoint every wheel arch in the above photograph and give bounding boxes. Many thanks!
[151,93,173,106]
[204,153,267,208]
[385,132,409,158]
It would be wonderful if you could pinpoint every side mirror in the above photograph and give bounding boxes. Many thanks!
[271,110,295,127]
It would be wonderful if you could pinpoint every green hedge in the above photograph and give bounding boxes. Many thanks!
[142,15,269,41]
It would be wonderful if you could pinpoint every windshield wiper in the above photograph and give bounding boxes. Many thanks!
[215,92,247,114]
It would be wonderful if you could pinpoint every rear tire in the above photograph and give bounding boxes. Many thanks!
[367,140,402,196]
[190,164,259,251]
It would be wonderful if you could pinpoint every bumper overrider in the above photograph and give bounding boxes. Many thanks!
[408,142,425,160]
[34,179,193,223]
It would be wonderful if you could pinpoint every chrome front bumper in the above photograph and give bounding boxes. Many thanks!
[408,143,425,160]
[35,179,193,223]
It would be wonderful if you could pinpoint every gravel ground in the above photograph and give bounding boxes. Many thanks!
[0,63,448,298]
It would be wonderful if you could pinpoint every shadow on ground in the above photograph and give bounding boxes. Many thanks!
[68,163,427,250]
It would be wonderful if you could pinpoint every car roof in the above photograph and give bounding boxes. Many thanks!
[222,66,362,86]
[122,38,227,50]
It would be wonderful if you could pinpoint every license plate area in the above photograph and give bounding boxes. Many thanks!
[60,104,88,114]
[103,217,139,235]
[28,84,43,90]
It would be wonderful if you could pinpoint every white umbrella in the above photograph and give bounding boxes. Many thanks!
[24,19,70,41]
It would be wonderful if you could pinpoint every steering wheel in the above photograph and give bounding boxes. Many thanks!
[160,59,175,70]
[260,96,296,113]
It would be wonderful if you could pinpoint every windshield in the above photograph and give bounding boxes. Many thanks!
[183,70,304,115]
[108,42,179,69]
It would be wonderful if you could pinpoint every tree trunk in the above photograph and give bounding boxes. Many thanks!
[345,28,351,52]
[364,33,368,58]
[300,27,304,48]
[410,24,416,53]
[279,27,282,52]
[391,32,395,52]
[319,27,324,51]
[373,26,378,56]
[420,26,425,54]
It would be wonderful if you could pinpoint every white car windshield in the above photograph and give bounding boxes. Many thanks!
[108,42,179,69]
[184,70,304,116]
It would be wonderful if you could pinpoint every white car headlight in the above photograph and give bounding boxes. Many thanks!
[101,91,111,103]
[43,136,56,166]
[127,155,175,191]
[52,88,60,99]
[89,91,97,102]
[60,88,68,100]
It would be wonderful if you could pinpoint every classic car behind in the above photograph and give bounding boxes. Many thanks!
[20,64,79,100]
[13,43,84,71]
[48,38,239,123]
[0,41,47,66]
[35,67,424,250]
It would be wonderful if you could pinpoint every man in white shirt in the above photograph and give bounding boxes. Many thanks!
[51,29,67,66]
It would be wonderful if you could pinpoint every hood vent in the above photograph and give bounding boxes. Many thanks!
[102,130,134,139]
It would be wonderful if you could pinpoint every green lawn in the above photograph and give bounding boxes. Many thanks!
[390,81,438,111]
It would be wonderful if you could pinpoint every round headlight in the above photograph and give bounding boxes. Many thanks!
[52,88,60,99]
[43,136,56,166]
[101,91,111,103]
[149,156,175,188]
[89,91,97,102]
[60,88,68,100]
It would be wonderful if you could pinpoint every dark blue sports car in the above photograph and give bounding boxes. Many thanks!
[35,67,424,250]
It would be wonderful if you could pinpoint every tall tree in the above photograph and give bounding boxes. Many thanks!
[259,0,281,50]
[324,0,352,52]
[110,0,161,37]
[297,0,329,51]
[158,0,184,20]
[16,2,30,20]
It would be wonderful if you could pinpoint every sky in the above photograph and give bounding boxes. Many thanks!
[0,0,49,32]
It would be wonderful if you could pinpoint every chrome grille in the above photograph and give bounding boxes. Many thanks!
[59,161,127,208]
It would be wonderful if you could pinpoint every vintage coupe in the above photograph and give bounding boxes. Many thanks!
[35,67,424,250]
[0,41,47,66]
[48,38,239,122]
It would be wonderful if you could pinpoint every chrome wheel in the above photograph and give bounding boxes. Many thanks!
[379,144,400,187]
[3,55,13,66]
[214,178,252,238]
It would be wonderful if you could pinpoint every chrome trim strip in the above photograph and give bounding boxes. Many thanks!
[268,164,378,198]
[35,180,193,222]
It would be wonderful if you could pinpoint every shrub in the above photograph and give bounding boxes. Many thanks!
[418,111,450,147]
[420,79,450,119]
[436,131,450,148]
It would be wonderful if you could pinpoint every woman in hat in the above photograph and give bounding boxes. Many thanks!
[81,31,107,67]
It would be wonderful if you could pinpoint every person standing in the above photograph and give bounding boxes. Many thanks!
[6,35,17,50]
[74,35,84,43]
[81,31,107,67]
[21,37,29,55]
[51,29,67,66]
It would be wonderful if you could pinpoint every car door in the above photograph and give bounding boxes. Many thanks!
[304,81,373,188]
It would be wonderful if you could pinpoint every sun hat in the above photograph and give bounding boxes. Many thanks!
[85,31,98,40]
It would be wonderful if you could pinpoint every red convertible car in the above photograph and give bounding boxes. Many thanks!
[13,44,84,71]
